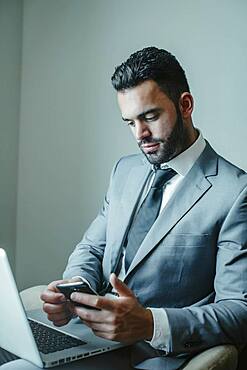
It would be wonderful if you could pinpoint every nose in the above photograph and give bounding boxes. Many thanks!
[134,121,151,141]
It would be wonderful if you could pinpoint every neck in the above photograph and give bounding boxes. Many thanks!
[172,124,198,161]
[182,126,198,151]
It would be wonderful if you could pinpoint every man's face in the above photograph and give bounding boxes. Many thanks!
[117,80,185,165]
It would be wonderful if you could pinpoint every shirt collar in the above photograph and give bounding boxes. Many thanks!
[152,129,206,177]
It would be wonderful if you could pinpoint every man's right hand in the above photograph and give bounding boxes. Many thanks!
[40,279,78,327]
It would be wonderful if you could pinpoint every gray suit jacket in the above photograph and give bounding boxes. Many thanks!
[64,142,247,370]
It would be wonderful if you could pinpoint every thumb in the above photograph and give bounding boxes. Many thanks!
[110,273,135,298]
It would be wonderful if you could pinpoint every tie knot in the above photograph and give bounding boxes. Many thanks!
[152,168,177,189]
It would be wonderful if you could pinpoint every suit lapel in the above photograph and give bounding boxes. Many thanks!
[124,143,219,279]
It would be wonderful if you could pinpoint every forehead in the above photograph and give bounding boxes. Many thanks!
[117,80,174,119]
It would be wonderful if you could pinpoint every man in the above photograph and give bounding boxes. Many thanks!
[2,47,247,369]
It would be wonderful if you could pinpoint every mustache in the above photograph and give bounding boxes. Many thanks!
[137,138,162,147]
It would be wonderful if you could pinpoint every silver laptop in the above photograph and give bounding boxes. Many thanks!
[0,248,124,368]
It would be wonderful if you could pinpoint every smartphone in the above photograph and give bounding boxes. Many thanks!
[56,281,99,309]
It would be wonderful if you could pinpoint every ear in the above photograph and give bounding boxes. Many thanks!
[179,92,194,118]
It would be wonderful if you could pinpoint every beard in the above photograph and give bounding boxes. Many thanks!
[138,111,184,165]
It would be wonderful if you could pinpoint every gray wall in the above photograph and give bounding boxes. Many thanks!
[0,0,22,271]
[1,0,246,289]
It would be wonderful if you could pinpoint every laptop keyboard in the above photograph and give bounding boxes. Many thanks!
[28,319,86,354]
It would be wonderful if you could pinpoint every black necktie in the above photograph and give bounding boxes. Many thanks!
[124,167,177,271]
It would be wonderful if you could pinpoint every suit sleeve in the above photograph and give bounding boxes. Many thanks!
[63,160,120,291]
[164,186,247,355]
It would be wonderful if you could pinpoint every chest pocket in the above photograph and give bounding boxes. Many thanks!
[161,233,211,247]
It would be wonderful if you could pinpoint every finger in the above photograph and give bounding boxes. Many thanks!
[109,273,135,298]
[73,305,105,323]
[70,293,98,309]
[83,321,115,334]
[47,279,67,292]
[53,318,71,327]
[40,289,66,304]
[47,311,71,323]
[91,330,126,343]
[45,303,72,323]
[91,330,113,341]
[71,293,117,311]
[43,302,68,315]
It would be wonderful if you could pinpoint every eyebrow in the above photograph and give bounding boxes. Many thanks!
[122,108,162,122]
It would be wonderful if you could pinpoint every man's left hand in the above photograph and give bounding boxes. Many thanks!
[70,273,153,344]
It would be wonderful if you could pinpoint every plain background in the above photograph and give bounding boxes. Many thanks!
[0,0,246,290]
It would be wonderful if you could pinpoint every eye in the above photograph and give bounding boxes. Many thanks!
[145,113,159,122]
[126,121,135,127]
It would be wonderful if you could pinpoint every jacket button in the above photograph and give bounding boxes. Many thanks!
[184,341,201,348]
[184,343,193,348]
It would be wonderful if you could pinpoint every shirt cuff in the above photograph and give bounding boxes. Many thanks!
[147,307,171,352]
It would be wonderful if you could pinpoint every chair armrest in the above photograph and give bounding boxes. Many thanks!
[20,285,47,310]
[182,344,238,370]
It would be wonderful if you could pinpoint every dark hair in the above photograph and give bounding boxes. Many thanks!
[111,46,190,105]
